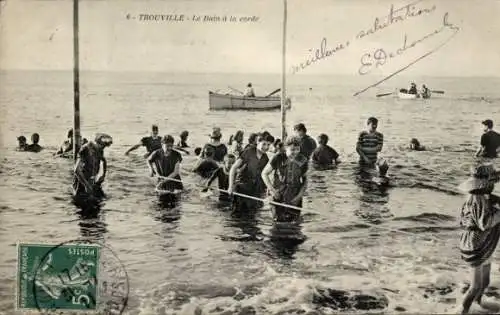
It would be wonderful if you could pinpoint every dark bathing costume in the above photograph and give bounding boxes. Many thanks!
[232,146,269,211]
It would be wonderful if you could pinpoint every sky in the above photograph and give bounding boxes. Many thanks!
[0,0,499,77]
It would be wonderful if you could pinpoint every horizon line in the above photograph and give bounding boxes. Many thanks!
[0,69,499,79]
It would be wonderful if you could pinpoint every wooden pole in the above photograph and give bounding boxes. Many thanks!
[280,0,287,141]
[73,0,81,161]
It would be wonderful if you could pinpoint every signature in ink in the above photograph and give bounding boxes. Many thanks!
[356,0,436,39]
[291,1,436,75]
[291,37,350,75]
[353,12,459,96]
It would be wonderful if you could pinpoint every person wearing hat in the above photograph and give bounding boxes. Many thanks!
[293,123,317,160]
[476,119,500,159]
[244,83,255,97]
[125,124,162,158]
[73,133,113,199]
[26,133,43,153]
[201,127,228,163]
[147,135,183,192]
[16,136,28,151]
[458,164,500,313]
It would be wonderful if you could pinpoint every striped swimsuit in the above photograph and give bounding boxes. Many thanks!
[357,131,383,165]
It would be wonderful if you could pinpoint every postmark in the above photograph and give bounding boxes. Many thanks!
[17,240,129,314]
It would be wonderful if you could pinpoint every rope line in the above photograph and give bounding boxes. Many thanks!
[153,174,442,242]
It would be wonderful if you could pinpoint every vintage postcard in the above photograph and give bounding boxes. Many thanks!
[1,0,500,314]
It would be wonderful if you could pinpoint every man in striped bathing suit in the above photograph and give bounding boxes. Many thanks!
[356,117,384,167]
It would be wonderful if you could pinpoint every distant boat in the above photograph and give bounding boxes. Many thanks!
[208,91,291,110]
[398,89,431,99]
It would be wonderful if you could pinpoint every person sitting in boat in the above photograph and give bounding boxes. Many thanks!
[228,134,273,211]
[408,82,418,94]
[293,123,317,160]
[262,136,308,222]
[147,135,183,192]
[244,83,255,97]
[421,84,430,98]
[202,127,228,163]
[312,133,340,169]
[16,136,28,151]
[73,133,113,199]
[202,153,237,202]
[26,133,43,153]
[228,130,245,157]
[409,138,426,151]
[192,145,219,178]
[125,124,162,158]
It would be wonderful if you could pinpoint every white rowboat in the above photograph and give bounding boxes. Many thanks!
[208,91,291,110]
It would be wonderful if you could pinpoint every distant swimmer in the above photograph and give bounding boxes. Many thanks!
[244,83,255,97]
[73,133,113,199]
[16,136,28,151]
[201,127,228,163]
[409,138,426,151]
[26,133,43,153]
[125,124,162,158]
[312,133,340,169]
[202,153,236,202]
[147,135,183,192]
[55,129,74,156]
[476,119,500,159]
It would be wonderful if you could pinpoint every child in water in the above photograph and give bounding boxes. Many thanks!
[202,154,236,202]
[458,164,500,314]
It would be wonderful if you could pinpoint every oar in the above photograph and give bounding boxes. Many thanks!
[228,86,243,95]
[431,90,445,94]
[376,92,393,98]
[266,88,281,97]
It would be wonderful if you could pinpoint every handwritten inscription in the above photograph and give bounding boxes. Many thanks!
[291,38,350,74]
[291,1,449,76]
[356,1,436,39]
[358,12,459,75]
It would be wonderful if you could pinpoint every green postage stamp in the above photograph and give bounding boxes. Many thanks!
[17,242,101,311]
